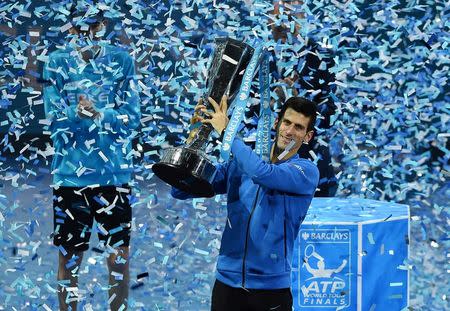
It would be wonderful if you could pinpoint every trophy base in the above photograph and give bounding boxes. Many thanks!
[152,147,217,198]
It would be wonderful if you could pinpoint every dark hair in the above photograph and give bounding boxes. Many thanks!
[278,96,317,131]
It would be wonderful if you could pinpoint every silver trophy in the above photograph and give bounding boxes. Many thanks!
[152,38,254,197]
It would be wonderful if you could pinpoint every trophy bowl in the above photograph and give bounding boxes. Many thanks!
[152,147,217,197]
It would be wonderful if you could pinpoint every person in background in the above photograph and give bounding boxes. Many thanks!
[43,2,140,310]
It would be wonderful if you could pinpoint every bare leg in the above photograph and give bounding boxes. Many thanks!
[107,246,130,311]
[58,250,84,311]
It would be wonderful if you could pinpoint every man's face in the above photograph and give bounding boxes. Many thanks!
[275,107,313,152]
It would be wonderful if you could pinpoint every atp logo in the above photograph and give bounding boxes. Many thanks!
[299,228,351,308]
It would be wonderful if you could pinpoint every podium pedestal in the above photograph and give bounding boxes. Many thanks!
[292,198,410,310]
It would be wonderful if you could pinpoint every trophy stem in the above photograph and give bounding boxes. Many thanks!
[188,123,214,150]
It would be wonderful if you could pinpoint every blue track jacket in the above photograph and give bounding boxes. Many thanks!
[172,138,319,289]
[43,44,140,187]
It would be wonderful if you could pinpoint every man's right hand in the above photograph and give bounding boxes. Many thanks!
[186,99,206,144]
[190,98,206,124]
[77,95,99,119]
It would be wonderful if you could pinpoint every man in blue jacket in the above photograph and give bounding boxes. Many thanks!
[43,3,140,310]
[172,96,319,310]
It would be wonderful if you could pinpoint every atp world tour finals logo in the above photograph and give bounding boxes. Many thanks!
[299,229,351,308]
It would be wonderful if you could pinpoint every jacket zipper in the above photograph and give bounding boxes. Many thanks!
[283,196,287,260]
[284,219,287,259]
[242,186,260,288]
